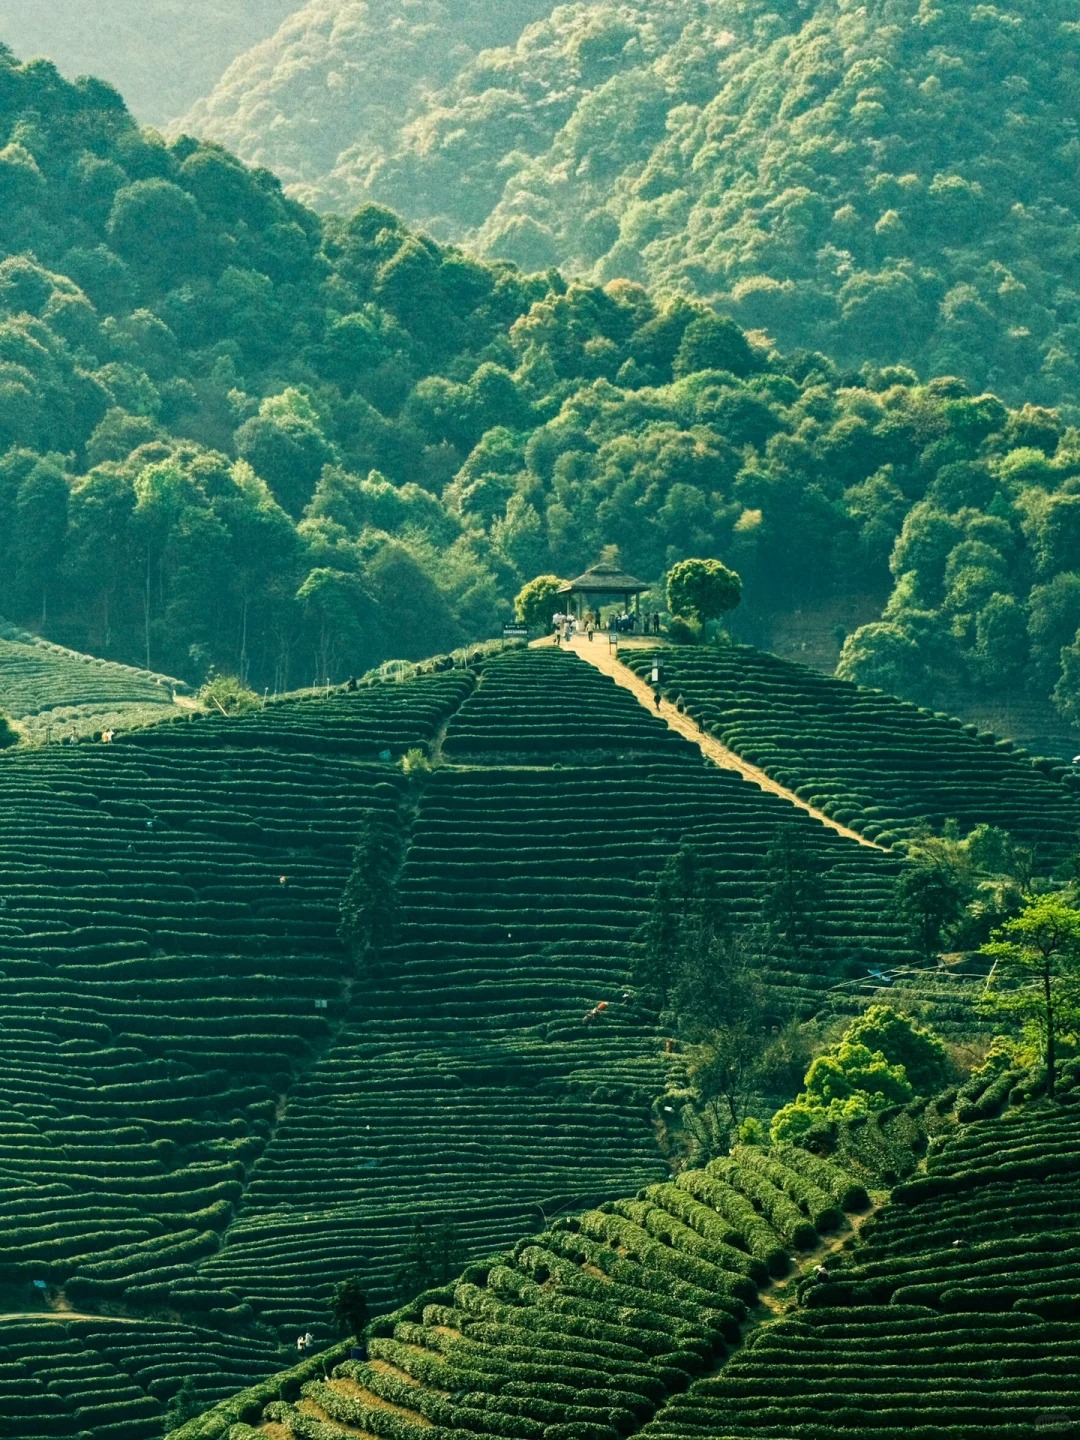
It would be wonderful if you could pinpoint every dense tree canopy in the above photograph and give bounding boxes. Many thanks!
[666,557,742,627]
[3,45,1080,714]
[180,0,558,205]
[186,0,1080,418]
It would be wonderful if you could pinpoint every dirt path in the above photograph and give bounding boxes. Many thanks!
[554,636,883,851]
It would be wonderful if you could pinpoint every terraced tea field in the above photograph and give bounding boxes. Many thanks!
[640,1076,1080,1439]
[0,1313,284,1439]
[9,642,1061,1439]
[167,1140,880,1440]
[0,628,186,740]
[0,671,471,1418]
[172,1073,1080,1440]
[189,649,914,1343]
[624,646,1080,864]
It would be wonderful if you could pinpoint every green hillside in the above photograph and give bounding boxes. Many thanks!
[184,0,1080,415]
[164,1069,1080,1440]
[642,1086,1080,1439]
[2,644,1076,1436]
[0,2,300,126]
[180,0,561,204]
[0,623,185,739]
[0,666,470,1426]
[6,30,1080,1437]
[624,645,1080,858]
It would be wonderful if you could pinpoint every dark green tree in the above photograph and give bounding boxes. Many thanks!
[394,1222,462,1303]
[892,847,970,958]
[14,458,69,626]
[339,815,400,968]
[329,1276,369,1337]
[666,558,742,629]
[760,825,824,950]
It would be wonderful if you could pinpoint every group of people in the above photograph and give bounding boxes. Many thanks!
[551,612,581,643]
[552,609,663,641]
[610,611,661,634]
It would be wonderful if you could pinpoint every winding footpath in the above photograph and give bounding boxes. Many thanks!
[550,636,884,852]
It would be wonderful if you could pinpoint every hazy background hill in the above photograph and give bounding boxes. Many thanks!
[184,0,1080,416]
[0,0,300,125]
[180,0,568,203]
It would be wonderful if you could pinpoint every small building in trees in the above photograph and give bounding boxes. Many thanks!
[557,561,651,621]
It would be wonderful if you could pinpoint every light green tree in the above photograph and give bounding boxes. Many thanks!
[514,574,565,630]
[666,558,741,629]
[980,895,1080,1098]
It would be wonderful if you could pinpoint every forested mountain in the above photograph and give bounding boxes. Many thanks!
[3,43,1080,723]
[180,0,564,206]
[187,0,1080,415]
[0,1,300,126]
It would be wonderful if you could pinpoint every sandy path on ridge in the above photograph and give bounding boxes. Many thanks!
[549,635,883,852]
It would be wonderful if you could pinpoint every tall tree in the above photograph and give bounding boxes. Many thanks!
[394,1222,462,1303]
[980,895,1080,1098]
[761,825,824,950]
[329,1276,369,1338]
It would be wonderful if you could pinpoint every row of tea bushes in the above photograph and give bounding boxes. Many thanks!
[0,633,182,719]
[134,669,474,757]
[0,1313,284,1440]
[196,651,916,1337]
[172,1147,868,1440]
[0,631,186,740]
[442,647,685,762]
[624,647,1080,865]
[194,741,688,1335]
[638,1080,1080,1439]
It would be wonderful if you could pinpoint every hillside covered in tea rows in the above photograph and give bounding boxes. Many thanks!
[626,645,1080,858]
[1,643,1077,1436]
[166,1062,1080,1440]
[5,45,1080,725]
[0,624,186,741]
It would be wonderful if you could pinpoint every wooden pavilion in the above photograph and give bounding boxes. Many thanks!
[557,561,651,619]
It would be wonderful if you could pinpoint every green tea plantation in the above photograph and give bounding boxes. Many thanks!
[625,646,1080,862]
[3,644,1078,1438]
[0,625,186,741]
[168,1067,1080,1440]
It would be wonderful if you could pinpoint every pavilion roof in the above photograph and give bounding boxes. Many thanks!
[557,562,651,595]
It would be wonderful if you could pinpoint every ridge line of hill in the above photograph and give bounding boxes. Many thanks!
[553,639,884,852]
